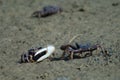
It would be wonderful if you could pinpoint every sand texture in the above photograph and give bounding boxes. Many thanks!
[0,0,120,80]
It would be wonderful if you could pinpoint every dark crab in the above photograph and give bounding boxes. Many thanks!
[20,47,44,63]
[60,43,109,59]
[32,5,62,17]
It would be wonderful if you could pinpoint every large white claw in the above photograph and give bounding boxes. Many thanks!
[36,45,55,62]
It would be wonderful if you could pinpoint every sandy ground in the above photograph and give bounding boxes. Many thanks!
[0,0,120,80]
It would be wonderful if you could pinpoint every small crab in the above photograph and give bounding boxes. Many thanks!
[32,5,62,17]
[20,45,55,63]
[60,43,109,60]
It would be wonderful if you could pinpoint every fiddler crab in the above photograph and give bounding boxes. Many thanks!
[20,45,55,63]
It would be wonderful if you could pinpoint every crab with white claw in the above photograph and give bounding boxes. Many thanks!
[20,45,55,63]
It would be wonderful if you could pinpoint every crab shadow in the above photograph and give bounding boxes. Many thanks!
[51,54,92,61]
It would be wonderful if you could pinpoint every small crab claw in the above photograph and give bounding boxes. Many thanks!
[36,45,55,62]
